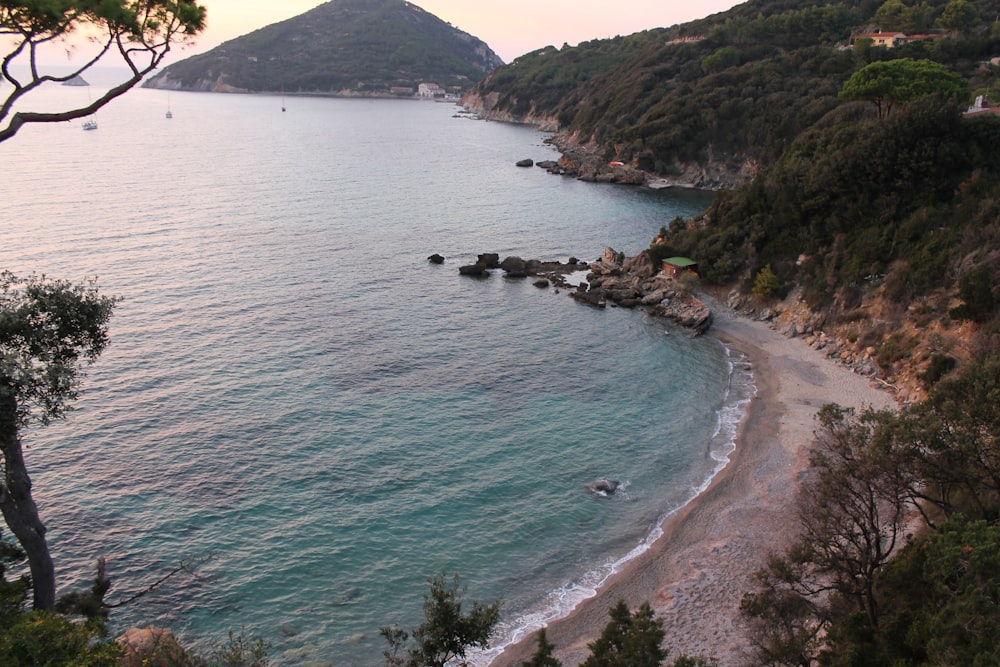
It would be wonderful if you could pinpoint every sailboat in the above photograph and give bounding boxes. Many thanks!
[81,82,98,130]
[165,92,173,119]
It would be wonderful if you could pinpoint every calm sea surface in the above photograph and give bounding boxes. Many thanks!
[1,81,752,665]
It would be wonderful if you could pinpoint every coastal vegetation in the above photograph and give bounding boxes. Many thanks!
[467,0,999,184]
[381,572,501,667]
[143,0,504,95]
[741,349,1000,666]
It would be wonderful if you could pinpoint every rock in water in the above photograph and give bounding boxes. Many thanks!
[586,479,620,496]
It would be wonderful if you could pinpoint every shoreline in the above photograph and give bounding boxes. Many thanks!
[489,296,897,666]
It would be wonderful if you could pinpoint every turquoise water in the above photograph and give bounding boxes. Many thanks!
[0,84,751,665]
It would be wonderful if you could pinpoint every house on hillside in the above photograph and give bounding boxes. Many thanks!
[417,82,445,99]
[853,30,939,48]
[663,257,699,278]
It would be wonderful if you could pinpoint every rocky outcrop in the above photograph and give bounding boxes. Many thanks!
[460,90,561,132]
[457,254,588,284]
[118,627,188,667]
[546,133,757,191]
[452,247,713,334]
[583,247,713,334]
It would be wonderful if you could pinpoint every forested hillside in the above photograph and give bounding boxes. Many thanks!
[467,0,999,398]
[466,0,999,187]
[144,0,503,95]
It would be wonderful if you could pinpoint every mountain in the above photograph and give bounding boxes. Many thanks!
[143,0,503,95]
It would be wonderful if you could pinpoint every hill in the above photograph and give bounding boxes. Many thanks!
[143,0,503,95]
[463,0,1000,399]
[464,0,999,189]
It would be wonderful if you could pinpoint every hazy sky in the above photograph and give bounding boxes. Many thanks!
[175,0,744,64]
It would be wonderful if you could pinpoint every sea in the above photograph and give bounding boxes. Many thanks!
[0,75,754,665]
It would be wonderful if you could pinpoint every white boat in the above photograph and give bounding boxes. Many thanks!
[82,118,98,131]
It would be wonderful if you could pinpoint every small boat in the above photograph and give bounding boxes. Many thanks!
[82,118,98,131]
[165,110,173,119]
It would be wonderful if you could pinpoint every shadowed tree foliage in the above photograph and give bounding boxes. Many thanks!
[0,0,206,142]
[522,628,562,667]
[581,600,667,667]
[0,272,119,610]
[742,347,1000,664]
[382,572,501,667]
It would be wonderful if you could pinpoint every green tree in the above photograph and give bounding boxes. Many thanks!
[0,272,119,610]
[381,572,501,667]
[0,609,123,665]
[752,264,780,300]
[522,628,562,667]
[0,0,207,142]
[888,351,1000,523]
[582,600,667,667]
[874,0,907,31]
[839,58,969,119]
[938,0,979,33]
[901,2,935,34]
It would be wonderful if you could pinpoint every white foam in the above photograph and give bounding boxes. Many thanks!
[469,342,757,666]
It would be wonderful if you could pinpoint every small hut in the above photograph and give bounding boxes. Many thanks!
[663,257,699,278]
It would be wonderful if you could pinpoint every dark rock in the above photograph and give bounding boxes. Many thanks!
[477,253,500,268]
[427,253,445,264]
[500,256,527,277]
[567,257,579,265]
[459,263,488,276]
[515,159,534,167]
[571,286,606,308]
[536,160,558,169]
[586,479,620,496]
[533,279,550,289]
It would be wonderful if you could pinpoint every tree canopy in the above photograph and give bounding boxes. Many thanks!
[382,572,501,667]
[0,272,118,610]
[839,58,969,118]
[0,0,206,142]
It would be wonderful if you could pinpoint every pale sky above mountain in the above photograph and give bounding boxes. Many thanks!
[177,0,744,65]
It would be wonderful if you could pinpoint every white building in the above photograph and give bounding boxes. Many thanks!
[417,82,445,99]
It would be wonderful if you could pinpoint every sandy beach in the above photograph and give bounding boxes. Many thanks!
[491,298,897,666]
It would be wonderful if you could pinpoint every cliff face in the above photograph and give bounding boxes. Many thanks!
[460,90,560,132]
[461,92,757,189]
[144,0,503,95]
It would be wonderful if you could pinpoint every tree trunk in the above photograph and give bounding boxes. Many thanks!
[0,392,56,610]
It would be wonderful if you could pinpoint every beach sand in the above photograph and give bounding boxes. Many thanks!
[490,298,897,666]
